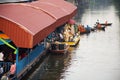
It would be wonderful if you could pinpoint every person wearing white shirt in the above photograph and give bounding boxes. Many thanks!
[0,52,4,61]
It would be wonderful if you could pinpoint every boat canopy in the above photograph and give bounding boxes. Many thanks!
[0,0,77,48]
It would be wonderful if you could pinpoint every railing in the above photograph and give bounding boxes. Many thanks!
[0,61,12,73]
[16,44,45,75]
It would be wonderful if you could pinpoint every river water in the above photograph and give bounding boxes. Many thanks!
[27,0,120,80]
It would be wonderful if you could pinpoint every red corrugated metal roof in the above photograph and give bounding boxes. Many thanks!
[0,0,77,48]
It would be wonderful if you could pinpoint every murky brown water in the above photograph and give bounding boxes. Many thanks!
[27,0,120,80]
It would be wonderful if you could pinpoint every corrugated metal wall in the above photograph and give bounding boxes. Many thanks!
[0,17,33,48]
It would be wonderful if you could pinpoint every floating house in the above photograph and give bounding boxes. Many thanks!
[0,0,77,79]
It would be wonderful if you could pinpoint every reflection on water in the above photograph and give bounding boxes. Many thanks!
[28,0,120,80]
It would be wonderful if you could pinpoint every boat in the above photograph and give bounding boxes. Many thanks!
[60,35,80,47]
[49,43,69,54]
[96,21,112,26]
[78,25,95,34]
[95,26,105,30]
[94,23,106,31]
[100,23,112,26]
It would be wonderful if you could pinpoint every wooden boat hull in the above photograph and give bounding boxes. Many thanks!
[80,30,90,34]
[100,23,112,26]
[96,26,105,30]
[49,45,69,54]
[61,35,80,47]
[94,24,105,31]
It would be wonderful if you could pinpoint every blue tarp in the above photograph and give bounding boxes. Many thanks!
[0,39,11,45]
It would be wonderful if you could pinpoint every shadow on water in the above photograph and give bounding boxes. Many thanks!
[26,49,76,80]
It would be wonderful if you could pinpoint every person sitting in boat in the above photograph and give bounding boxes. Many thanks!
[85,25,91,33]
[59,33,64,42]
[63,29,70,42]
[105,21,108,25]
[7,53,13,62]
[63,24,73,42]
[70,24,75,35]
[78,24,86,33]
[97,23,102,29]
[69,36,73,41]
